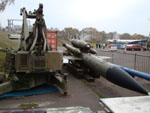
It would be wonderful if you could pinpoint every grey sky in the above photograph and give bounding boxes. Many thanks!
[0,0,150,36]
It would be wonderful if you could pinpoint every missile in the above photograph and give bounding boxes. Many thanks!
[71,39,97,54]
[81,53,148,95]
[63,39,148,95]
[71,39,91,50]
[63,43,80,56]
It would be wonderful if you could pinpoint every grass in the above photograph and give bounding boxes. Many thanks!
[0,64,5,72]
[0,51,6,62]
[0,51,6,72]
[0,31,17,72]
[0,31,18,50]
[19,103,38,109]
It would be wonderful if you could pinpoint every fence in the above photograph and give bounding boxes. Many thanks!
[97,50,150,74]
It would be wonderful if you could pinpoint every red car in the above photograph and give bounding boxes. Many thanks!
[126,44,146,51]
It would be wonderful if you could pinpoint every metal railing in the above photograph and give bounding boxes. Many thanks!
[97,49,150,74]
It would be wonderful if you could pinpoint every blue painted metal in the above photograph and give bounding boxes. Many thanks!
[119,65,150,81]
[0,86,58,98]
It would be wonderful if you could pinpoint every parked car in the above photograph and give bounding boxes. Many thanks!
[126,44,146,51]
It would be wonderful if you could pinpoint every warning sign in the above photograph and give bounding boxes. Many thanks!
[46,31,57,51]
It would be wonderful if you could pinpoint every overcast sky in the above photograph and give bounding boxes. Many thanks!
[0,0,150,36]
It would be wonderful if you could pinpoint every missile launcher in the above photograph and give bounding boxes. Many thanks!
[0,4,67,96]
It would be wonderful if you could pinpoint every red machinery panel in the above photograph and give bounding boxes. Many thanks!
[47,31,57,51]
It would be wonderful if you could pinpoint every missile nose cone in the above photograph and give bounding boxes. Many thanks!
[106,66,148,95]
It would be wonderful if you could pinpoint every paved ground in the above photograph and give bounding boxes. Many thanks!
[0,48,149,112]
[90,77,149,98]
[0,66,103,112]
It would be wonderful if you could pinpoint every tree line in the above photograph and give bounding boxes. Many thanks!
[55,27,149,43]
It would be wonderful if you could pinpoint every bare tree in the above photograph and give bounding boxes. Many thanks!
[0,0,15,11]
